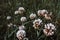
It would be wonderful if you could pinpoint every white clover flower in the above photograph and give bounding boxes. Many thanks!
[18,7,25,11]
[44,23,56,30]
[16,30,26,40]
[18,7,25,14]
[20,17,27,22]
[7,16,11,20]
[43,29,54,36]
[33,19,42,29]
[29,13,36,19]
[7,23,13,27]
[37,10,42,16]
[37,9,48,16]
[14,11,19,14]
[19,25,25,30]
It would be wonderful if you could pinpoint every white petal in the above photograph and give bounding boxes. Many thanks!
[42,9,48,14]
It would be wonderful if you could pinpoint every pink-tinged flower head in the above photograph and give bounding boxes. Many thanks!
[16,30,26,40]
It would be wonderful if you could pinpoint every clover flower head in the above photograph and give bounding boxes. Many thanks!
[7,16,11,20]
[16,30,26,40]
[20,17,27,22]
[29,13,36,19]
[37,9,48,16]
[33,19,42,29]
[18,7,25,14]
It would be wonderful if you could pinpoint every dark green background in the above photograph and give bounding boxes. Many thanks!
[0,0,60,40]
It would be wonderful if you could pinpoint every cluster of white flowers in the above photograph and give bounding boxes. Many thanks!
[16,25,26,40]
[37,9,51,20]
[14,7,25,14]
[29,13,36,19]
[14,7,56,39]
[15,7,26,39]
[43,23,56,36]
[20,17,27,22]
[15,7,27,39]
[33,19,42,29]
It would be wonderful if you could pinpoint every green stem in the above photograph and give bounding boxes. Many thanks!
[37,30,39,37]
[8,27,18,38]
[8,20,33,38]
[23,20,33,25]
